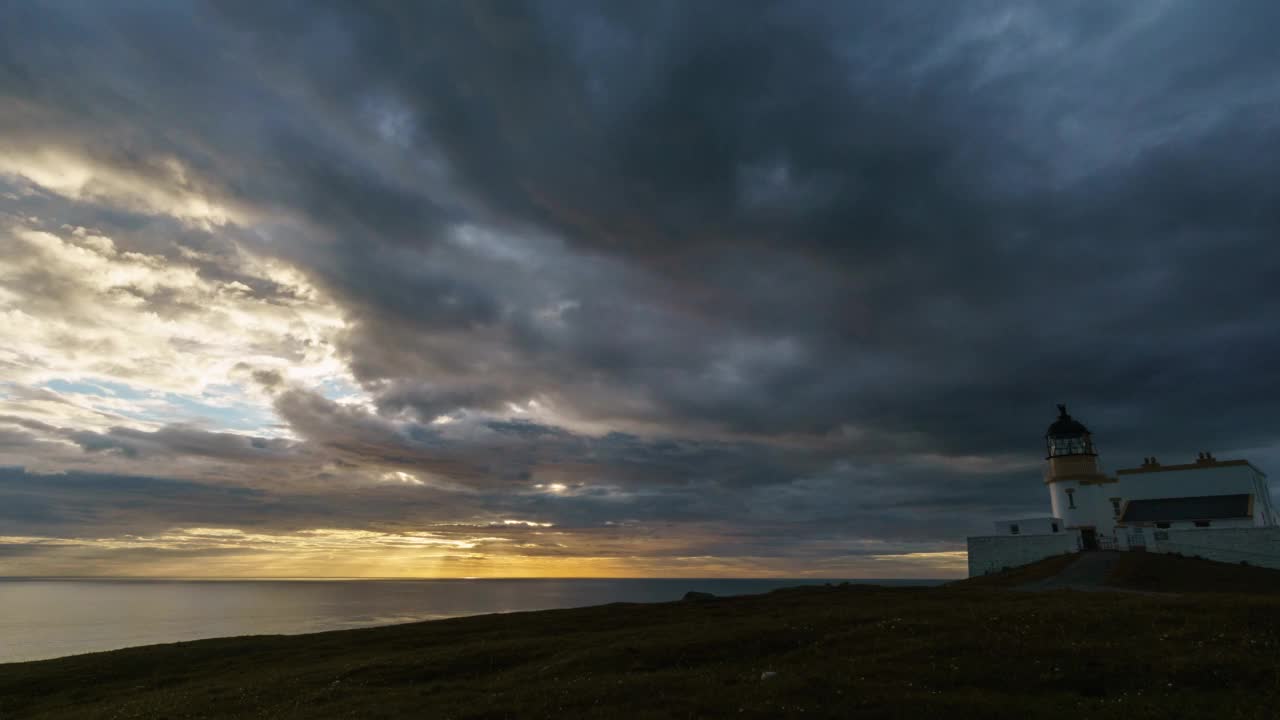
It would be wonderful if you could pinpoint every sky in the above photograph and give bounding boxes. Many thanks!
[2,1,1280,579]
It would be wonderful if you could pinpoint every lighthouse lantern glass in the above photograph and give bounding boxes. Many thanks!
[1047,434,1095,457]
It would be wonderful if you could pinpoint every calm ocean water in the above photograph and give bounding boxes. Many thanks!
[0,578,942,663]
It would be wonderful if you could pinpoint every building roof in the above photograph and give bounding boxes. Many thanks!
[1119,494,1252,523]
[1115,458,1265,477]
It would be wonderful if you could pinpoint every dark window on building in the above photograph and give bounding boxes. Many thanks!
[1154,531,1169,541]
[1155,522,1171,529]
[1195,520,1211,528]
[1010,524,1019,535]
[1066,489,1076,509]
[1051,522,1059,533]
[1110,498,1122,516]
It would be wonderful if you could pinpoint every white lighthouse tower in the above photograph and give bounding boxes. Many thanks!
[968,404,1280,576]
[1044,404,1117,548]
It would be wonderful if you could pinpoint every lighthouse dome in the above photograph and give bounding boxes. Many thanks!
[1045,404,1096,458]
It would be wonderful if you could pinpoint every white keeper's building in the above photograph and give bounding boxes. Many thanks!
[967,405,1280,576]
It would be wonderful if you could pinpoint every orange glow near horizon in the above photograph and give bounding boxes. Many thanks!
[0,529,969,580]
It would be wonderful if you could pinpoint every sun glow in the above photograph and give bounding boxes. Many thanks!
[380,471,425,485]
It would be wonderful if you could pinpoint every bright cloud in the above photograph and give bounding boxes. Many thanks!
[0,221,352,441]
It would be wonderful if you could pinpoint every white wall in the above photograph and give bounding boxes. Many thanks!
[1141,526,1280,570]
[991,517,1064,536]
[1115,519,1254,550]
[1116,464,1274,526]
[1048,463,1278,540]
[966,531,1081,577]
[1048,480,1116,535]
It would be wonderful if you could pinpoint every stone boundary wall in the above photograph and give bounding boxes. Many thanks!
[966,532,1081,577]
[1149,526,1280,570]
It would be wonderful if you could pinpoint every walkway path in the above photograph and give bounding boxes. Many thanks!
[1017,551,1125,592]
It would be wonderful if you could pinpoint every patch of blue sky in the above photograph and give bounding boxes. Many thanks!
[39,378,277,434]
[148,392,277,433]
[317,376,364,402]
[42,378,147,400]
[200,383,248,405]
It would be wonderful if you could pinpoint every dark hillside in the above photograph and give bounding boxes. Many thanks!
[953,550,1280,594]
[4,564,1280,719]
[1105,552,1280,594]
[949,553,1080,588]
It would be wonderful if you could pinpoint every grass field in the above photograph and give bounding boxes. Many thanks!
[3,554,1280,719]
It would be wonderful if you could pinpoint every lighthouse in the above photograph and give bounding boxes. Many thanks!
[1044,405,1117,549]
[967,404,1279,576]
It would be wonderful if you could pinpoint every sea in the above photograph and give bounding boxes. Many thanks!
[0,577,943,664]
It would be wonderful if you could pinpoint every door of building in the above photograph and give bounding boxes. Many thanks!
[1081,527,1099,551]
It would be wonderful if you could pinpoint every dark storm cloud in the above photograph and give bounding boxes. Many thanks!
[4,0,1280,570]
[209,0,1280,456]
[0,465,489,538]
[274,387,830,492]
[0,467,269,536]
[63,425,296,462]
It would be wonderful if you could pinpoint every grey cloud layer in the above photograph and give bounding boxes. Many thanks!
[213,0,1280,450]
[3,0,1280,572]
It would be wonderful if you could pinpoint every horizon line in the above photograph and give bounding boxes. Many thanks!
[0,575,949,582]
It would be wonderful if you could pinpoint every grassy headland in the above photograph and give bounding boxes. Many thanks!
[4,554,1280,719]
